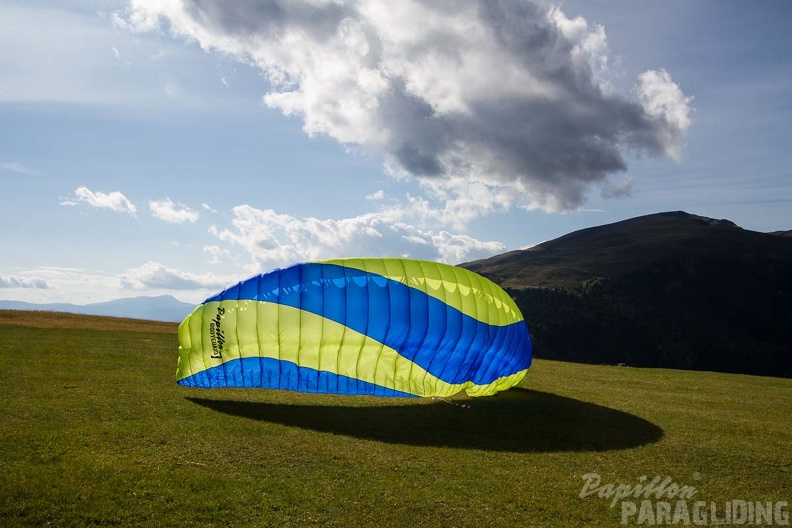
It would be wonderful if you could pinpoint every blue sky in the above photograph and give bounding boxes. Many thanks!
[1,0,790,304]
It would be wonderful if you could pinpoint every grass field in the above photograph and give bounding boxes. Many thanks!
[1,310,789,527]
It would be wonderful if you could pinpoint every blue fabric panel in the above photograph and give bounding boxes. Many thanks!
[300,262,325,318]
[178,357,418,397]
[239,275,259,301]
[364,271,390,344]
[278,264,302,310]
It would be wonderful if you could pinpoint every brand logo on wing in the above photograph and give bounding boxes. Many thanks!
[209,307,226,358]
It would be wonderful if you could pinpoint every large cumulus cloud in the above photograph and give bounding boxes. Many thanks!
[119,0,692,211]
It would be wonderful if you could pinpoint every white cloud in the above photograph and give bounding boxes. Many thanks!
[63,186,137,216]
[162,79,181,98]
[0,274,48,289]
[120,0,693,212]
[120,261,234,290]
[149,198,199,223]
[201,202,218,213]
[393,177,521,230]
[0,161,40,175]
[209,204,505,272]
[365,189,384,201]
[0,265,225,305]
[635,68,694,160]
[203,245,230,264]
[0,267,117,304]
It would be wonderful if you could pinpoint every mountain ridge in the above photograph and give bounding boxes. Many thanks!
[462,210,790,289]
[459,211,792,378]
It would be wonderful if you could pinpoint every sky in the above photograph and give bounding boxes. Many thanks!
[1,0,790,305]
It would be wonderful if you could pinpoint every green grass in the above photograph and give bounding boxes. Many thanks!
[1,310,789,527]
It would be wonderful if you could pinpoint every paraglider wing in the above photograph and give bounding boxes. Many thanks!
[176,258,532,397]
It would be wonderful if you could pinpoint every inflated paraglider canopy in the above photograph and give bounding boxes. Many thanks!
[177,258,532,397]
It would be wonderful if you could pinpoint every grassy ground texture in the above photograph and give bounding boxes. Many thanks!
[1,310,789,527]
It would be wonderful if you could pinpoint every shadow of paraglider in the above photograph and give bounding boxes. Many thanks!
[187,388,663,453]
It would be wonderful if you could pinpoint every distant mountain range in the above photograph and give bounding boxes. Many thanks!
[0,295,194,323]
[461,211,792,378]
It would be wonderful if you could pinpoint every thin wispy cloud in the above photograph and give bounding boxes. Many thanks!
[203,245,230,264]
[0,4,130,106]
[1,161,40,175]
[1,266,217,304]
[0,3,242,113]
[149,198,199,223]
[62,186,137,216]
[120,261,234,290]
[5,267,117,303]
[120,0,693,212]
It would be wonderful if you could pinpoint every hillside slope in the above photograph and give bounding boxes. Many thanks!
[461,211,792,377]
[0,295,194,323]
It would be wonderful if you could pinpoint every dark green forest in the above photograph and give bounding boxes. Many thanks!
[463,212,792,377]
